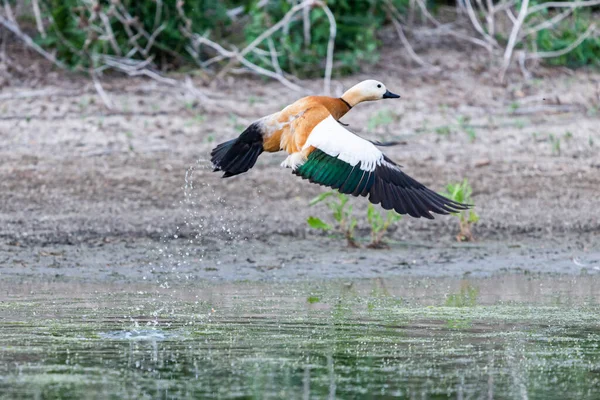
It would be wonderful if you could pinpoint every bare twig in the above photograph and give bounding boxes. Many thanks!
[303,3,311,46]
[500,0,529,83]
[0,88,83,100]
[2,0,15,22]
[153,0,163,31]
[517,51,531,79]
[414,0,493,51]
[389,11,438,70]
[178,0,333,93]
[0,14,68,70]
[484,0,495,39]
[525,24,597,60]
[464,0,498,49]
[31,0,46,38]
[317,1,336,95]
[505,8,518,24]
[144,24,166,55]
[99,12,123,56]
[267,37,284,76]
[239,1,313,59]
[528,0,600,14]
[227,0,269,19]
[521,9,573,38]
[237,55,304,91]
[92,70,115,109]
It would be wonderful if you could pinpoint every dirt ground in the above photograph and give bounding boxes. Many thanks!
[1,47,599,282]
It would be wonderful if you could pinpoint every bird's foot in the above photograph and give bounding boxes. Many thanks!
[280,152,306,170]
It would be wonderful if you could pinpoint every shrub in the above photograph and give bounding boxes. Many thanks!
[442,179,479,242]
[307,191,359,248]
[533,10,600,68]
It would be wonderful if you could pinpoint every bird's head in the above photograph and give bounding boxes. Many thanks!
[341,80,400,107]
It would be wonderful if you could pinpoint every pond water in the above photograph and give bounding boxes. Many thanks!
[1,275,599,399]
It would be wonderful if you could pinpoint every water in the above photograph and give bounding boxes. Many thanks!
[1,275,599,399]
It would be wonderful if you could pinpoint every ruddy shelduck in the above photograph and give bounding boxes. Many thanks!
[211,80,469,219]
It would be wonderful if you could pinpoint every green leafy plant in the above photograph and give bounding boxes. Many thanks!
[564,131,573,141]
[434,125,452,136]
[367,109,396,131]
[443,179,479,242]
[244,0,409,78]
[457,115,476,142]
[532,10,600,69]
[37,0,241,70]
[307,192,359,248]
[35,0,413,76]
[549,133,561,156]
[366,204,402,249]
[307,191,404,248]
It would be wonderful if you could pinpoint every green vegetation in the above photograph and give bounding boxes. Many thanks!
[367,109,397,132]
[307,191,402,248]
[34,0,410,76]
[307,295,320,304]
[443,179,479,242]
[433,116,476,141]
[244,0,412,77]
[549,133,561,156]
[4,0,595,89]
[434,125,452,136]
[533,10,600,68]
[307,192,359,247]
[457,115,476,142]
[38,0,240,70]
[445,283,479,307]
[366,204,402,248]
[2,277,600,398]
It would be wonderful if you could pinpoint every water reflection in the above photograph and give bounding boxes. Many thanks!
[1,275,599,399]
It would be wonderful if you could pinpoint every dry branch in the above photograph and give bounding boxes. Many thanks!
[91,70,115,109]
[464,0,498,49]
[3,0,599,102]
[177,0,335,94]
[0,14,68,70]
[500,0,529,83]
[522,9,573,38]
[414,0,493,51]
[385,2,439,71]
[527,0,600,14]
[525,24,597,60]
[31,0,46,38]
[318,1,336,95]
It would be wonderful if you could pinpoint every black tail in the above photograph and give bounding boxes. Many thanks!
[210,122,264,178]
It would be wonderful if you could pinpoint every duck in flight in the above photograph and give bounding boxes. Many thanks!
[211,80,469,219]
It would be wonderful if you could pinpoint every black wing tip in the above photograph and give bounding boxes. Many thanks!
[370,140,404,147]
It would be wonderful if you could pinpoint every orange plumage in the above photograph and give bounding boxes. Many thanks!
[210,80,470,219]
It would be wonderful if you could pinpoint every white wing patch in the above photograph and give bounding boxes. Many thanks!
[302,115,383,172]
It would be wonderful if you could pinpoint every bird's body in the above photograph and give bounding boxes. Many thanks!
[211,80,469,219]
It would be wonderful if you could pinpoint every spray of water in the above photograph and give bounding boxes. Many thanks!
[141,157,262,331]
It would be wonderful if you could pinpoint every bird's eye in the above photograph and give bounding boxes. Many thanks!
[377,84,382,88]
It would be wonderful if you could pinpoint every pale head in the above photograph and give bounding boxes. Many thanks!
[341,80,400,107]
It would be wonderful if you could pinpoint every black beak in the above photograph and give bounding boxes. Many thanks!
[383,90,400,99]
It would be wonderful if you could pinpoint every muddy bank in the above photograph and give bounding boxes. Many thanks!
[1,235,598,282]
[1,48,599,281]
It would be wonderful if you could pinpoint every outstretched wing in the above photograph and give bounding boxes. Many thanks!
[293,115,469,219]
